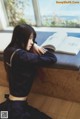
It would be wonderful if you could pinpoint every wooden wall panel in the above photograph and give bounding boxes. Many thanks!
[0,61,8,86]
[32,68,80,102]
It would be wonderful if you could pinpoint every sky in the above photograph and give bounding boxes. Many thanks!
[38,0,80,16]
[24,0,80,16]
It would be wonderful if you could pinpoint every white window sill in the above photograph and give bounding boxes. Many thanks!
[4,26,80,33]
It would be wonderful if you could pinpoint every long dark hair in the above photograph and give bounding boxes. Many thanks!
[6,24,36,50]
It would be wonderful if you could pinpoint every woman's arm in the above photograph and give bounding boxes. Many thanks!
[32,43,47,55]
[14,49,57,67]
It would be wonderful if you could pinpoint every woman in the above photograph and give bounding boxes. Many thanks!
[0,24,57,119]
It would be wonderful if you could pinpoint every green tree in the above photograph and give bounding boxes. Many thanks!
[4,0,29,26]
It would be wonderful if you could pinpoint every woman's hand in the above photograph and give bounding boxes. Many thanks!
[33,43,47,55]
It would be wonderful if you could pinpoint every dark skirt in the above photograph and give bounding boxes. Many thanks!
[0,96,52,119]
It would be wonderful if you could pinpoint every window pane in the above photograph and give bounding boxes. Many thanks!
[4,0,36,26]
[38,0,80,27]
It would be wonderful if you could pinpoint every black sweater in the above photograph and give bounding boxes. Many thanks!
[4,47,57,97]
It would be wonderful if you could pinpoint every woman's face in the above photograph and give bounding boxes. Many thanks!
[26,33,34,51]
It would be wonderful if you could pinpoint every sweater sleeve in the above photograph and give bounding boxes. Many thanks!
[14,49,57,67]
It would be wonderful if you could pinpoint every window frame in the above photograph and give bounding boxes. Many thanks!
[0,0,9,30]
[1,0,80,30]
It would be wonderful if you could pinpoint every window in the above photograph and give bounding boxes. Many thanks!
[3,0,80,28]
[3,0,36,26]
[38,0,80,27]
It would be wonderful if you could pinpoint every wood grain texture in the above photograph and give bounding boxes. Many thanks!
[0,61,8,86]
[31,68,80,102]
